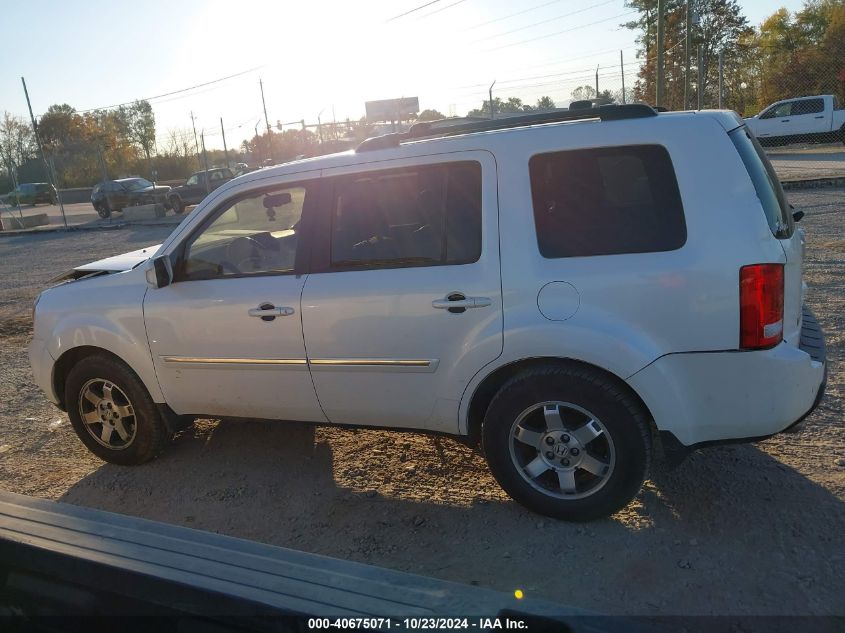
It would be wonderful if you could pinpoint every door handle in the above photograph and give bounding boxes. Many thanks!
[781,119,791,122]
[248,303,295,321]
[814,115,824,119]
[432,294,492,312]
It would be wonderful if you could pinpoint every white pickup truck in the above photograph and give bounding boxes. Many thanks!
[745,94,845,146]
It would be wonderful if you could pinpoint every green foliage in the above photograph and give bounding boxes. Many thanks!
[535,96,557,111]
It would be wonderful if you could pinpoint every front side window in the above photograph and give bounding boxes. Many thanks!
[328,161,482,269]
[529,145,686,258]
[186,174,200,186]
[180,183,309,279]
[761,102,792,119]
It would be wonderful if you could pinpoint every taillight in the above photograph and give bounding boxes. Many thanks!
[740,264,784,349]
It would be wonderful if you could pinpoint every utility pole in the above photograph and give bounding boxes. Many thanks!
[96,143,108,182]
[220,118,230,169]
[697,45,704,110]
[620,51,626,104]
[684,0,692,109]
[718,51,724,108]
[595,64,600,98]
[200,132,210,195]
[656,0,666,107]
[190,111,200,167]
[260,78,273,163]
[21,77,66,229]
[489,80,496,119]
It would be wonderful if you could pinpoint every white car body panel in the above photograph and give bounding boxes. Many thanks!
[31,267,165,405]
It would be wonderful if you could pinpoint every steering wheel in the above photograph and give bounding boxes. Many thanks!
[225,235,278,274]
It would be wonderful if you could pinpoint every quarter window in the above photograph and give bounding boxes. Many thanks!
[529,145,686,258]
[328,161,482,269]
[181,184,309,279]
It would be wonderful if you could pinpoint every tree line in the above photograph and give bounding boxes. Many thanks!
[624,0,845,114]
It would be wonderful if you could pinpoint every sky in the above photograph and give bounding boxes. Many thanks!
[0,0,804,152]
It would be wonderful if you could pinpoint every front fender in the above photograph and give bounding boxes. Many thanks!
[38,271,163,404]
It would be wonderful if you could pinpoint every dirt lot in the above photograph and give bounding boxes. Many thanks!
[0,191,843,618]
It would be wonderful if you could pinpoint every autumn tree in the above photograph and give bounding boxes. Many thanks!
[624,0,752,110]
[0,113,36,176]
[417,109,446,121]
[756,0,845,109]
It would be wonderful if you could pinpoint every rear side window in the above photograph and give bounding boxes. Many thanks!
[529,145,686,258]
[730,127,793,238]
[328,161,482,269]
[792,99,824,115]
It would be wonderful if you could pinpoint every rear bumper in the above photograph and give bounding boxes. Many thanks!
[628,305,826,449]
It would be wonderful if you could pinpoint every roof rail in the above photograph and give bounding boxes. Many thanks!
[356,103,658,153]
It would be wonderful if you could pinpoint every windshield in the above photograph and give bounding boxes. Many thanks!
[122,178,153,191]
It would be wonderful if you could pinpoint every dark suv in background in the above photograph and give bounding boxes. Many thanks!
[3,183,57,206]
[90,178,171,218]
[167,168,233,213]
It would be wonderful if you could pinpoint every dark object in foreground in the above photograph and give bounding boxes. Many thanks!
[0,490,646,633]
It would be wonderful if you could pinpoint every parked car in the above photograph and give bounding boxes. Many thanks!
[30,105,826,521]
[744,94,845,145]
[3,182,57,206]
[91,178,171,218]
[167,167,233,213]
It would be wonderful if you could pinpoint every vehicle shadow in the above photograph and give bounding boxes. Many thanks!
[58,417,845,616]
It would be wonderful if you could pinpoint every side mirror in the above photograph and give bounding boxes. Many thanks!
[792,209,805,222]
[145,255,173,289]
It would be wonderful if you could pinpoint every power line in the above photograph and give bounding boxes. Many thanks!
[483,11,638,53]
[473,0,617,43]
[385,0,440,22]
[75,66,263,114]
[464,0,562,31]
[417,0,467,19]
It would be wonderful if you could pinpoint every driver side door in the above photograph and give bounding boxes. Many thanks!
[143,174,326,422]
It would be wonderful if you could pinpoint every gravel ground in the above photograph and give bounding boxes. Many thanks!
[0,192,843,618]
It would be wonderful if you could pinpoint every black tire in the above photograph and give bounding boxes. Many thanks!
[65,354,168,465]
[95,202,111,219]
[170,195,185,214]
[482,364,651,521]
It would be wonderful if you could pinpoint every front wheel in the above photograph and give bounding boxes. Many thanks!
[65,355,168,465]
[95,202,111,218]
[482,365,651,521]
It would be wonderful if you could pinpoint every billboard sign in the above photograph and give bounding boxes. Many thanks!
[365,97,420,122]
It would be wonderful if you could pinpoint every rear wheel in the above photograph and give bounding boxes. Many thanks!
[482,365,651,521]
[65,355,168,465]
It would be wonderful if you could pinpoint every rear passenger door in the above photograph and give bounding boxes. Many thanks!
[300,152,502,431]
[789,98,826,137]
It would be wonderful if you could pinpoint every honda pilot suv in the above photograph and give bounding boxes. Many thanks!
[29,105,826,520]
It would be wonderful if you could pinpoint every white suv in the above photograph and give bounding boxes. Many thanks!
[30,105,827,520]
